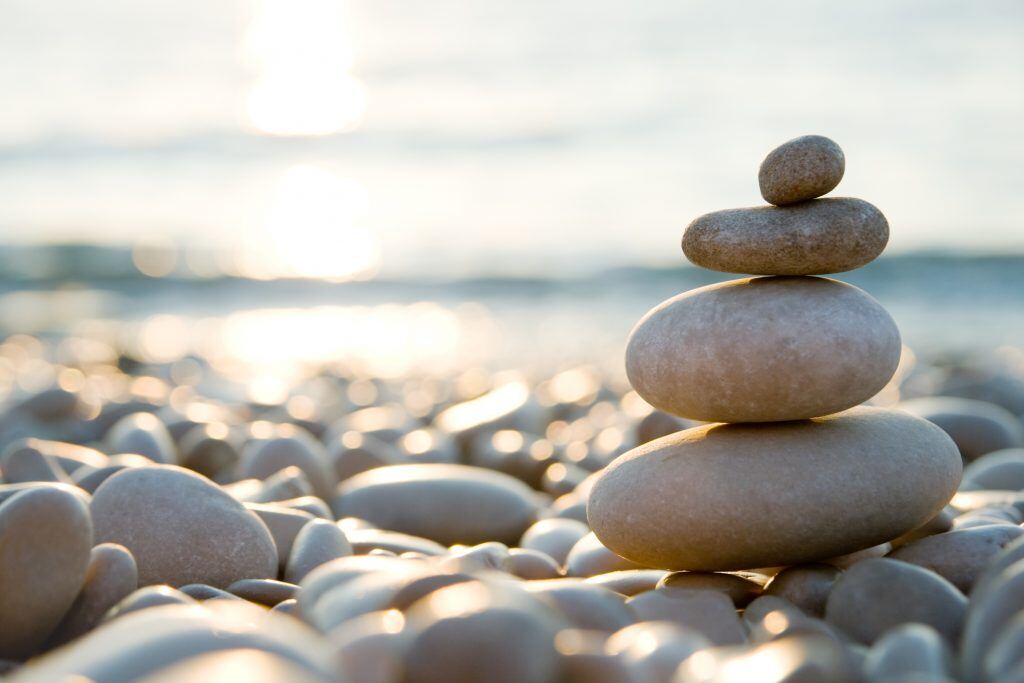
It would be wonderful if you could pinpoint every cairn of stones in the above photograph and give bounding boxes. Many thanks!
[589,135,963,571]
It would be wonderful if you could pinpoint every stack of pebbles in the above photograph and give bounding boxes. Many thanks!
[589,135,963,571]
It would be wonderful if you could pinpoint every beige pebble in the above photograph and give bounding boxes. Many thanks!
[589,407,961,570]
[177,423,239,479]
[469,430,554,489]
[91,465,277,588]
[971,534,1024,597]
[626,277,901,422]
[238,428,336,501]
[296,556,425,622]
[507,548,563,579]
[606,621,710,683]
[763,563,841,617]
[758,134,845,205]
[678,633,860,683]
[524,579,635,632]
[0,486,93,659]
[683,198,887,276]
[625,590,745,646]
[635,410,694,447]
[899,397,1024,461]
[105,586,197,621]
[566,532,648,577]
[331,610,411,683]
[402,581,565,683]
[333,464,540,546]
[961,448,1024,490]
[285,518,352,583]
[179,584,242,601]
[962,560,1024,683]
[0,439,73,484]
[585,569,668,596]
[519,518,590,567]
[555,629,646,683]
[742,595,804,630]
[889,525,1024,592]
[28,439,108,475]
[824,542,892,569]
[657,571,762,607]
[47,543,138,646]
[327,431,406,483]
[863,623,954,682]
[245,502,315,574]
[106,412,177,464]
[227,579,297,606]
[272,598,299,616]
[890,507,956,548]
[347,528,447,557]
[136,649,330,683]
[437,541,511,575]
[275,495,332,519]
[252,466,314,503]
[825,558,966,644]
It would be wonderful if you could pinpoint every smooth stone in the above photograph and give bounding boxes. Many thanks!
[677,634,861,683]
[272,598,299,616]
[285,518,352,583]
[75,464,132,494]
[507,548,563,580]
[555,630,646,683]
[961,447,1024,490]
[657,572,762,607]
[757,134,845,205]
[566,532,647,577]
[524,579,635,632]
[899,397,1024,461]
[227,579,297,606]
[438,541,511,575]
[384,572,476,612]
[585,570,669,596]
[347,528,447,557]
[402,581,566,683]
[29,439,108,474]
[742,595,805,630]
[0,486,93,659]
[824,542,892,569]
[763,563,841,617]
[962,560,1024,683]
[469,430,554,489]
[0,439,73,484]
[328,431,407,482]
[136,649,331,683]
[104,586,197,621]
[520,518,590,567]
[250,466,314,503]
[16,601,337,682]
[331,610,412,683]
[746,607,846,646]
[179,584,242,601]
[275,495,333,519]
[606,621,710,683]
[864,623,954,682]
[177,423,239,479]
[297,555,419,620]
[244,502,315,574]
[683,198,887,276]
[891,507,956,548]
[625,589,745,646]
[984,611,1024,683]
[635,410,694,446]
[625,277,901,422]
[91,465,277,587]
[589,407,961,570]
[106,412,177,464]
[890,526,1024,592]
[47,543,138,646]
[333,464,540,546]
[825,558,966,644]
[972,535,1024,599]
[238,430,335,501]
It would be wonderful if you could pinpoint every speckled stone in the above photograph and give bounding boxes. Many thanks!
[588,407,961,570]
[625,277,901,422]
[47,543,138,646]
[825,558,966,644]
[333,464,540,546]
[683,198,887,276]
[758,134,845,205]
[0,486,93,659]
[91,465,277,588]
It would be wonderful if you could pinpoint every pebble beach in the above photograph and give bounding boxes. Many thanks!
[1,135,1024,683]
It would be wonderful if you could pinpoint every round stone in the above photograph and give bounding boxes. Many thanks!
[47,543,138,646]
[898,397,1024,461]
[625,276,901,423]
[588,407,961,570]
[285,519,352,583]
[825,558,966,645]
[682,198,888,275]
[91,465,277,588]
[519,518,590,568]
[889,526,1024,592]
[758,134,845,205]
[332,464,540,546]
[764,563,841,617]
[106,412,177,464]
[0,486,93,659]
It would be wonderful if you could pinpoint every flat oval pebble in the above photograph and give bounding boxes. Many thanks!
[606,621,710,683]
[683,198,887,275]
[758,134,845,205]
[333,464,540,546]
[0,486,93,659]
[625,589,745,646]
[566,532,648,577]
[91,465,277,588]
[523,579,635,632]
[899,396,1024,461]
[238,430,336,501]
[863,623,954,682]
[47,543,138,646]
[227,579,297,606]
[588,407,961,570]
[520,518,590,568]
[626,277,901,422]
[285,519,352,583]
[825,558,966,644]
[889,525,1024,592]
[658,571,762,607]
[763,563,841,616]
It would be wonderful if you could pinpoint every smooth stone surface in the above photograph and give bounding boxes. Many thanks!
[585,570,668,596]
[758,134,845,205]
[47,543,138,646]
[91,465,277,587]
[179,584,242,601]
[658,571,762,607]
[177,423,239,479]
[962,560,1024,683]
[683,198,887,276]
[285,518,352,583]
[625,589,745,646]
[606,621,710,683]
[227,579,297,606]
[625,277,901,422]
[825,558,966,644]
[244,502,315,574]
[0,440,72,484]
[524,579,635,632]
[589,407,961,570]
[864,623,954,682]
[962,449,1024,490]
[677,634,861,683]
[899,397,1024,461]
[984,611,1024,683]
[555,630,643,683]
[890,526,1024,592]
[106,412,177,464]
[0,486,93,659]
[507,548,563,580]
[104,586,197,620]
[238,430,335,501]
[347,528,447,557]
[566,532,647,577]
[328,431,406,482]
[136,649,331,683]
[763,563,841,617]
[333,464,540,546]
[520,517,591,567]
